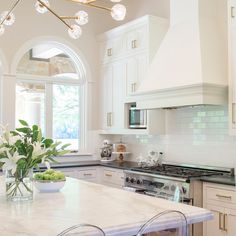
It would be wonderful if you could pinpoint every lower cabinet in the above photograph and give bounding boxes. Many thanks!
[58,166,125,188]
[59,167,99,183]
[203,182,236,236]
[101,167,125,189]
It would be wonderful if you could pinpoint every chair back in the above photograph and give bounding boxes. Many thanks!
[57,223,106,236]
[136,210,188,236]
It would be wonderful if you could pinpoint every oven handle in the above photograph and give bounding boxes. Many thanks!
[124,170,188,183]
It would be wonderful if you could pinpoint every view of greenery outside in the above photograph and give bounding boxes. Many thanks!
[53,84,80,150]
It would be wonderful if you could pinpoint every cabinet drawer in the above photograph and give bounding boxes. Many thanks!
[206,187,236,204]
[78,169,97,179]
[103,169,117,184]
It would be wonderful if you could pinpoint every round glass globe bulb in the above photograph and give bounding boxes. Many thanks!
[68,25,82,39]
[35,0,50,14]
[1,11,15,26]
[75,11,89,25]
[111,4,126,21]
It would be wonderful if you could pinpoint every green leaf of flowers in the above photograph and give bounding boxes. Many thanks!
[37,128,42,142]
[16,127,31,134]
[43,139,53,148]
[19,120,29,127]
[10,131,20,136]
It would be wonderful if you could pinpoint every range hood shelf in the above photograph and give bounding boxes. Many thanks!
[136,83,228,109]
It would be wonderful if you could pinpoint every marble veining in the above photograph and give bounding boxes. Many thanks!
[0,178,213,236]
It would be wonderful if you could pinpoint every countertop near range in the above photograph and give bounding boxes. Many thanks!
[44,160,138,170]
[100,161,138,170]
[201,175,236,186]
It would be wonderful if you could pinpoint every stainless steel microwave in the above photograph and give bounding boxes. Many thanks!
[129,107,147,129]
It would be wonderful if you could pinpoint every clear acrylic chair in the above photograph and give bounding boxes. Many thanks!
[136,210,188,236]
[57,223,106,236]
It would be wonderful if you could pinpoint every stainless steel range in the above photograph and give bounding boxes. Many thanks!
[124,163,233,236]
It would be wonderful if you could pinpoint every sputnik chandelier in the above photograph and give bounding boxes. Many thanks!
[0,0,127,39]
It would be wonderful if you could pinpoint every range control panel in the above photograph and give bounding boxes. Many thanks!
[124,171,190,202]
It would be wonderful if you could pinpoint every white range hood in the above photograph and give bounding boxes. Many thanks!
[136,0,228,109]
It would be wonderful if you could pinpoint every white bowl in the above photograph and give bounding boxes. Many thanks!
[34,180,66,193]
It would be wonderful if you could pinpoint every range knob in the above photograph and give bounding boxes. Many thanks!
[130,178,135,183]
[125,177,130,182]
[137,179,141,185]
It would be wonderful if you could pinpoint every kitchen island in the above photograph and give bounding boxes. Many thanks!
[0,178,212,236]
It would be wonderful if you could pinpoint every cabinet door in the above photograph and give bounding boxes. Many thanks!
[228,0,236,134]
[100,40,115,63]
[126,53,148,96]
[112,61,125,129]
[204,204,226,236]
[101,65,113,129]
[126,57,138,96]
[225,208,236,236]
[126,25,147,52]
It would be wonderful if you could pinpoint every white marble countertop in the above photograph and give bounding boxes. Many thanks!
[0,178,213,236]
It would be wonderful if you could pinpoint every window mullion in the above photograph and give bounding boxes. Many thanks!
[45,83,53,139]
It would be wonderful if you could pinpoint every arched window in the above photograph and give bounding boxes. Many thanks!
[15,43,86,151]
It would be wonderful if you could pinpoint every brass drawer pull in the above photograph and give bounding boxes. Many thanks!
[132,39,137,49]
[216,194,232,200]
[224,214,227,232]
[219,212,224,230]
[107,48,112,56]
[83,173,92,176]
[105,174,112,177]
[231,6,235,18]
[109,112,113,127]
[131,83,137,93]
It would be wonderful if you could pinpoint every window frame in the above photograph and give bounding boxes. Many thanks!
[16,73,86,152]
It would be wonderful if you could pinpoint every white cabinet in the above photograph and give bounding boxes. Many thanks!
[203,182,236,236]
[126,53,148,96]
[126,24,147,53]
[101,167,125,189]
[100,37,125,64]
[98,15,168,134]
[58,167,99,183]
[100,62,126,131]
[228,0,236,135]
[101,65,113,129]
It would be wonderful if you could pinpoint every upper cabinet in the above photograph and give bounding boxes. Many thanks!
[228,0,236,135]
[97,15,168,134]
[97,15,168,65]
[97,15,168,100]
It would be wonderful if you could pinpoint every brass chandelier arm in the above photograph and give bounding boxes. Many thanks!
[87,3,111,12]
[61,16,79,20]
[0,0,22,26]
[37,0,73,30]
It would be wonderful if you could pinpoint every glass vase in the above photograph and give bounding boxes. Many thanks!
[5,169,33,202]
